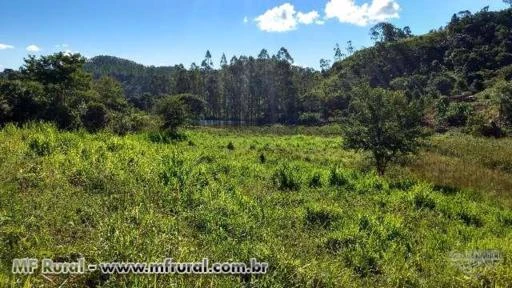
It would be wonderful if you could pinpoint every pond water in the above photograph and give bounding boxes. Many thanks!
[198,120,255,127]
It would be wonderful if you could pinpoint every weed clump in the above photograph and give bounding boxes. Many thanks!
[499,212,512,227]
[259,153,266,164]
[457,211,484,227]
[329,167,349,187]
[352,254,381,278]
[272,165,301,191]
[308,172,323,188]
[305,205,341,228]
[227,141,235,150]
[358,215,372,232]
[324,233,358,253]
[390,179,416,190]
[414,193,436,210]
[28,136,54,156]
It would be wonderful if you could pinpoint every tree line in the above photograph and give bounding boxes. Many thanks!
[85,47,320,125]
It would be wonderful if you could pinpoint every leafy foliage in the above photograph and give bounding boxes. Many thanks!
[82,102,109,132]
[155,96,186,134]
[342,85,424,175]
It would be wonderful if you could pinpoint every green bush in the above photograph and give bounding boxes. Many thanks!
[109,112,159,135]
[82,102,109,132]
[497,81,512,126]
[298,112,322,126]
[155,96,186,134]
[445,103,472,127]
[28,135,54,156]
[468,114,505,138]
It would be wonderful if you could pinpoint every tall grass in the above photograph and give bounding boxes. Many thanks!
[0,124,511,287]
[398,133,512,206]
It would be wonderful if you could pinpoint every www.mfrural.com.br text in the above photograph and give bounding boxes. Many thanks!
[12,258,268,275]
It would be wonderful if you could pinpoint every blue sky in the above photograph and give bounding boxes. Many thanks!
[0,0,509,71]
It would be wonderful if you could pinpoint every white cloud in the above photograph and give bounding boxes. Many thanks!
[255,3,321,32]
[297,11,320,25]
[243,16,249,24]
[325,0,400,26]
[0,64,4,71]
[26,44,41,52]
[0,43,14,50]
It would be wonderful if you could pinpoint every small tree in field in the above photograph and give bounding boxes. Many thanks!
[342,85,424,176]
[156,96,186,135]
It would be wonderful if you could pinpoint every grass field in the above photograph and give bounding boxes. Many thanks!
[1,123,512,287]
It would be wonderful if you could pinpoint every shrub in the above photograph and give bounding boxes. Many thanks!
[298,112,322,126]
[28,136,54,156]
[82,102,109,132]
[497,81,512,127]
[445,103,472,127]
[468,114,505,138]
[174,93,206,121]
[109,112,159,135]
[148,131,185,143]
[227,141,235,150]
[155,96,186,134]
[430,75,454,96]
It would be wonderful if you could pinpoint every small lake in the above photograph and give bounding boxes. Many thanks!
[198,120,255,127]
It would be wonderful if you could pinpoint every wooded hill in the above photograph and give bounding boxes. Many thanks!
[1,7,511,134]
[83,8,512,131]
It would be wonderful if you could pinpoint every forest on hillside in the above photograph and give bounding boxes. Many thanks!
[1,7,512,134]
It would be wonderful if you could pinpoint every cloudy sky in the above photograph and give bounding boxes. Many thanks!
[0,0,508,70]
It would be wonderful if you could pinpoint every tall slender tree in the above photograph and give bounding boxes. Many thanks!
[201,50,213,70]
[334,43,345,62]
[220,53,228,67]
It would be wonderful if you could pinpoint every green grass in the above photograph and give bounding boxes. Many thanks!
[1,123,512,287]
[400,132,512,206]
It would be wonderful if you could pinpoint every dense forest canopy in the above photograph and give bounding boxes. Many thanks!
[1,7,512,133]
